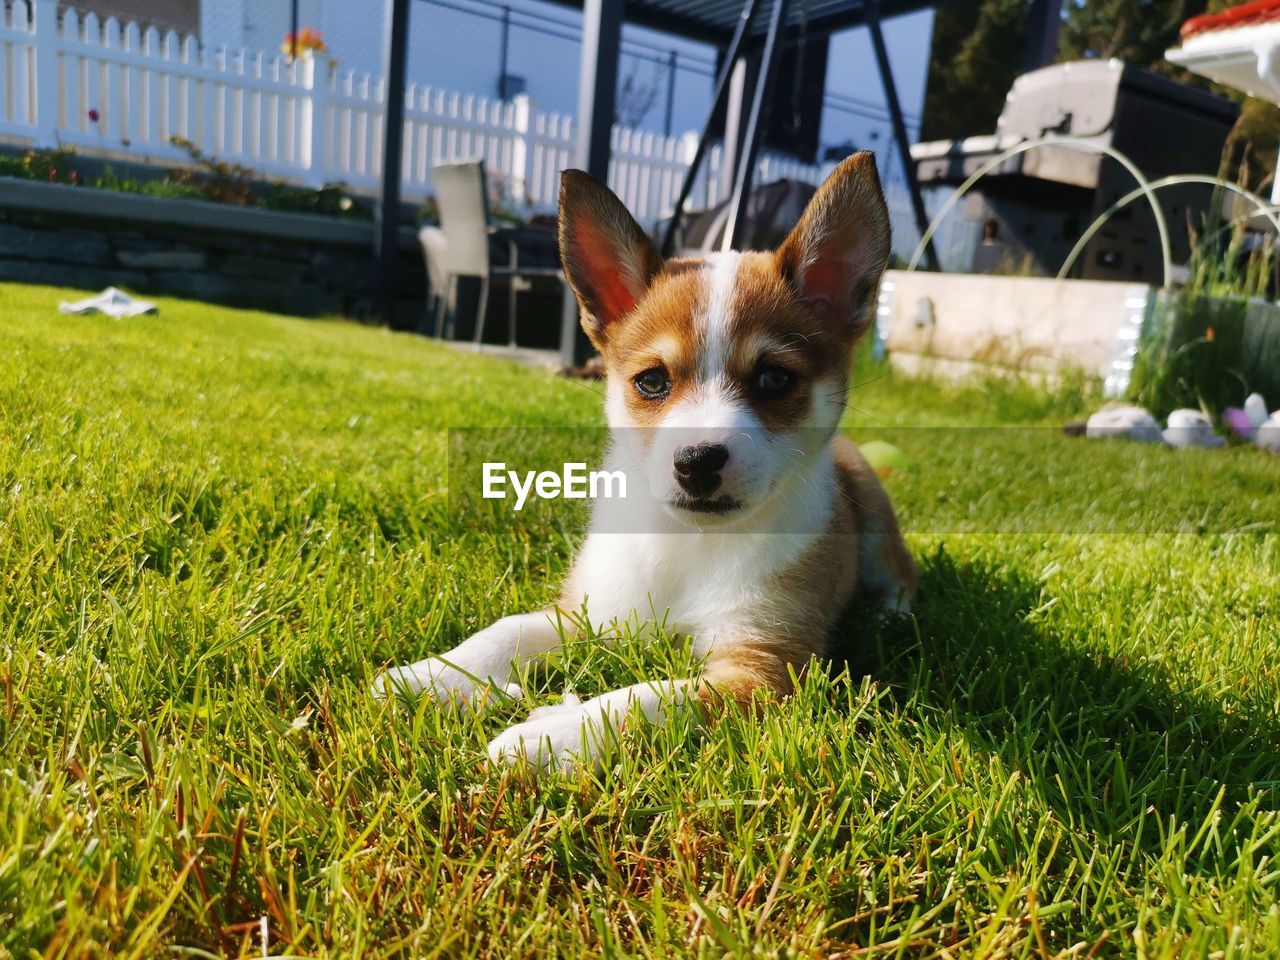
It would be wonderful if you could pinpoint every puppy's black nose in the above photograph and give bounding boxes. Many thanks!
[673,443,729,498]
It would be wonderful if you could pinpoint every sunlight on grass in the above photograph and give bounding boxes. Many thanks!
[1,283,1277,957]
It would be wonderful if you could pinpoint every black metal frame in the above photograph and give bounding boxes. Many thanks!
[379,0,945,330]
[865,0,938,270]
[575,0,626,181]
[655,0,942,262]
[659,0,761,256]
[544,0,945,47]
[375,0,412,325]
[1022,0,1063,72]
[721,0,790,251]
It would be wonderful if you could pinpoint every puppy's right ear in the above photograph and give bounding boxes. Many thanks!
[558,170,661,350]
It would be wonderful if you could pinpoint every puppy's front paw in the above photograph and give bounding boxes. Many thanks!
[486,700,607,772]
[371,657,522,705]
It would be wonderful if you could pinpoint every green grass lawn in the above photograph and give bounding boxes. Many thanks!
[2,282,1278,958]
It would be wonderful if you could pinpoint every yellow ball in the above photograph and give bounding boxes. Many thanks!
[859,440,907,479]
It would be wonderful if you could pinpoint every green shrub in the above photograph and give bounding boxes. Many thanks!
[0,147,80,184]
[0,145,371,220]
[92,164,205,201]
[1127,189,1280,416]
[165,136,257,205]
[1130,292,1249,417]
[260,182,367,219]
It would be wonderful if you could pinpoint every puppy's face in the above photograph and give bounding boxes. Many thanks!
[558,154,890,526]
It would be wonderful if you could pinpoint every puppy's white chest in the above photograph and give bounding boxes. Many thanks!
[571,529,811,651]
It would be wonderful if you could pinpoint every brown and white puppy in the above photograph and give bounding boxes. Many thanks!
[376,152,916,770]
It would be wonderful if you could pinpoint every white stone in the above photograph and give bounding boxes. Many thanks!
[1085,404,1165,443]
[1164,408,1225,448]
[1257,413,1280,453]
[1244,392,1270,429]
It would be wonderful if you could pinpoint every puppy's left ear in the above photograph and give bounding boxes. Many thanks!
[558,170,662,350]
[776,151,890,331]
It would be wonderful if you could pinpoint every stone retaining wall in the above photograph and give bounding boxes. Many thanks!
[0,178,426,325]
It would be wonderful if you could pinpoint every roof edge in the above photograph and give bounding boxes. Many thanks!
[1181,0,1280,40]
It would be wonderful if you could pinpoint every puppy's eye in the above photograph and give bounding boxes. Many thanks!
[755,365,795,396]
[634,367,671,399]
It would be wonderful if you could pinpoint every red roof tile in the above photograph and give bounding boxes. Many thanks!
[1181,0,1280,39]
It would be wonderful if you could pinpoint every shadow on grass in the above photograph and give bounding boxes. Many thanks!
[834,547,1280,849]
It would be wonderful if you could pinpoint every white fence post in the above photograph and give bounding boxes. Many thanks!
[302,54,330,186]
[32,0,59,144]
[509,93,531,203]
[677,130,699,209]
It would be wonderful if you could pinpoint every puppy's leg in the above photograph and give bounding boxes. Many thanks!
[856,522,917,613]
[696,642,807,708]
[373,609,567,702]
[835,437,917,612]
[486,677,696,771]
[487,642,807,771]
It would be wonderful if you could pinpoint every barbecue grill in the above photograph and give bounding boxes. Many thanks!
[910,60,1241,282]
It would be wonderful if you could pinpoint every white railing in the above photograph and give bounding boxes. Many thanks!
[0,0,830,229]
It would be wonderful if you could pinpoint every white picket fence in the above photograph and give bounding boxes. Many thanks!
[0,0,832,229]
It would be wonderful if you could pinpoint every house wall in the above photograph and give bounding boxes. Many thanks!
[59,0,199,34]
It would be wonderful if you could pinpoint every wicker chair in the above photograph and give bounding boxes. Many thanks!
[417,225,451,337]
[429,160,563,347]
